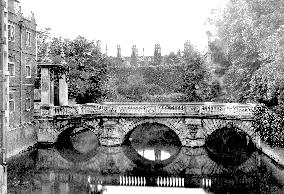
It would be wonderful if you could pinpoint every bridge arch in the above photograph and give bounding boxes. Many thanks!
[202,119,259,146]
[118,118,188,146]
[38,116,259,149]
[53,119,102,143]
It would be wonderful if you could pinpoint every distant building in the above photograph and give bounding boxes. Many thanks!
[153,44,162,66]
[117,45,121,58]
[7,0,37,129]
[130,45,138,66]
[114,44,164,67]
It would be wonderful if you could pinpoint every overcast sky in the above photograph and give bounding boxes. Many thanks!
[21,0,227,56]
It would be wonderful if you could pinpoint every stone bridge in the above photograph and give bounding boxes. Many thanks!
[35,102,259,147]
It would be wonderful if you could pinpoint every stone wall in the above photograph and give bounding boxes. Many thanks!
[6,124,37,158]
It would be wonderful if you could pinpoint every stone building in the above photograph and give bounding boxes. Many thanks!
[6,0,37,157]
[153,44,162,66]
[7,0,36,129]
[130,45,138,66]
[116,44,164,67]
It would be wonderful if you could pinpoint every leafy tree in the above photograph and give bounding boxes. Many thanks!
[64,36,110,103]
[247,0,284,106]
[179,43,208,102]
[164,52,182,66]
[37,31,110,104]
[202,81,222,102]
[208,40,231,76]
[37,27,52,61]
[253,104,284,147]
[250,62,284,106]
[207,0,284,103]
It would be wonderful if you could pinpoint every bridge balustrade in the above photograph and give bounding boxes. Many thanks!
[37,102,256,118]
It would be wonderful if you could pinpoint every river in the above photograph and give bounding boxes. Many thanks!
[7,127,284,194]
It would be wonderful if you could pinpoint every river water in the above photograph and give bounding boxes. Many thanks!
[7,128,284,194]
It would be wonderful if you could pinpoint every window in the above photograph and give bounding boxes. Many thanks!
[8,62,15,76]
[26,31,31,46]
[9,93,15,113]
[8,23,15,41]
[25,98,31,111]
[8,58,15,76]
[25,63,31,78]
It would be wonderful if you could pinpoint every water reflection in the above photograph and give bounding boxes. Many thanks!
[125,122,182,166]
[7,145,284,193]
[205,125,255,168]
[56,127,100,162]
[137,148,171,161]
[7,122,284,193]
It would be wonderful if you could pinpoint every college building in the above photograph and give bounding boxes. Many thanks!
[6,0,37,157]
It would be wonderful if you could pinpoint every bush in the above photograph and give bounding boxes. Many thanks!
[253,104,284,147]
[147,84,164,95]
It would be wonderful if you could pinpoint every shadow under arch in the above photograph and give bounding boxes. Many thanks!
[205,123,256,168]
[55,126,100,163]
[122,122,182,174]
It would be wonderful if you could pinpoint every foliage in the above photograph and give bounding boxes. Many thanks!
[253,104,284,148]
[37,31,110,103]
[142,66,184,93]
[64,36,110,103]
[147,84,164,96]
[37,27,52,61]
[208,40,231,76]
[179,44,208,102]
[249,62,284,106]
[164,51,182,66]
[207,0,284,104]
[202,81,222,102]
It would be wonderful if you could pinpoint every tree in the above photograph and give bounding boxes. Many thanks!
[250,62,284,106]
[164,52,182,66]
[179,42,208,102]
[208,40,231,76]
[37,27,52,61]
[65,36,110,103]
[37,31,110,104]
[207,0,284,103]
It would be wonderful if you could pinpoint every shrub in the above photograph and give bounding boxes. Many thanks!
[253,104,284,147]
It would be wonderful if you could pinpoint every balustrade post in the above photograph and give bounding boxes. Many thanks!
[75,105,82,115]
[59,74,68,106]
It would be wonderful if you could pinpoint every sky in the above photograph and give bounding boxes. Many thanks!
[21,0,228,57]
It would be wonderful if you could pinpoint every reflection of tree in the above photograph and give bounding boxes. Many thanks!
[129,123,182,147]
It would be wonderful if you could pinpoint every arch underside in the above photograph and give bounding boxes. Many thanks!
[53,119,102,143]
[49,117,257,147]
[202,119,258,146]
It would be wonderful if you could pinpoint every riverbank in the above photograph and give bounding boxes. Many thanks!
[259,140,284,168]
[259,141,284,190]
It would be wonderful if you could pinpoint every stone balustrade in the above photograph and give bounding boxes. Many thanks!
[38,102,256,118]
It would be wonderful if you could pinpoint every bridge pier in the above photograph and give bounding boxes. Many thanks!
[100,119,123,146]
[37,118,58,144]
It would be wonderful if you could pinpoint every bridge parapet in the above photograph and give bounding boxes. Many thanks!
[37,102,256,118]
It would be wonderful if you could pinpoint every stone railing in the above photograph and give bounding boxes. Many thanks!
[38,102,256,118]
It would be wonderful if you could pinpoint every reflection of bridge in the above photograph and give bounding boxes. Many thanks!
[37,146,259,183]
[36,102,259,147]
[23,145,260,192]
